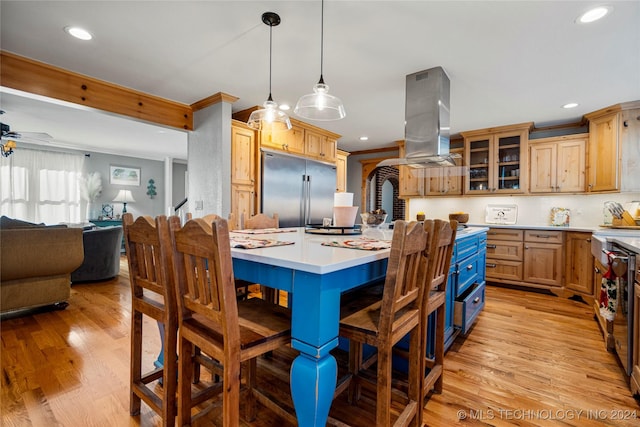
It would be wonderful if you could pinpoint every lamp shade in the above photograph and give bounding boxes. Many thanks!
[112,189,136,203]
[294,80,346,121]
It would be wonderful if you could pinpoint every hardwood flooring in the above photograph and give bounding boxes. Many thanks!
[2,259,639,426]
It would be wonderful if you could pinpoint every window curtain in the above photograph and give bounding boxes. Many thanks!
[0,148,86,224]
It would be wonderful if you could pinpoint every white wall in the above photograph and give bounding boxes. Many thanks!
[407,192,640,228]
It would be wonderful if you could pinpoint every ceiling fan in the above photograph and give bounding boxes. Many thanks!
[1,122,53,157]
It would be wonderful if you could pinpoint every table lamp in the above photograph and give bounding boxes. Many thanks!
[113,189,135,214]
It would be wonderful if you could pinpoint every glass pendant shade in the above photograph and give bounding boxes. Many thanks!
[247,97,291,131]
[294,0,345,121]
[294,78,346,121]
[247,12,291,131]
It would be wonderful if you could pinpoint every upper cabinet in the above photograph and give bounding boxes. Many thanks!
[261,126,305,155]
[584,110,620,192]
[462,122,532,194]
[336,149,350,192]
[584,102,640,193]
[529,134,587,193]
[305,129,337,163]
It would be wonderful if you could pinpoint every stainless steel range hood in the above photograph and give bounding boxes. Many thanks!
[378,66,459,168]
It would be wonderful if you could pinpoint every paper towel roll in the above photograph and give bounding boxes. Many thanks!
[334,192,353,207]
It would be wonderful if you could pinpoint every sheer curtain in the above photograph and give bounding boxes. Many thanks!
[0,148,86,224]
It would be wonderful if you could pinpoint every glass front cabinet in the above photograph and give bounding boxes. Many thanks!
[461,122,532,194]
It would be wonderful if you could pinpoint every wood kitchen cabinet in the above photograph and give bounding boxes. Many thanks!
[584,110,620,192]
[462,122,532,195]
[397,140,463,197]
[305,129,337,162]
[231,121,257,229]
[564,232,594,299]
[529,134,587,193]
[397,141,423,197]
[336,149,349,192]
[631,256,640,396]
[486,227,563,293]
[261,125,305,155]
[593,256,615,351]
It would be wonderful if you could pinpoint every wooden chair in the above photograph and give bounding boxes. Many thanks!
[238,212,280,303]
[123,214,220,426]
[242,212,279,229]
[420,219,457,396]
[123,214,178,425]
[336,220,428,427]
[168,215,296,425]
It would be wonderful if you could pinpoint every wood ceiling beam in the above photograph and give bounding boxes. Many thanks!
[0,51,193,131]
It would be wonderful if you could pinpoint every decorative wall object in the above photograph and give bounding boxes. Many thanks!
[109,165,140,186]
[146,178,157,199]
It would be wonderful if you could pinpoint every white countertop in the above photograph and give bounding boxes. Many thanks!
[230,226,489,275]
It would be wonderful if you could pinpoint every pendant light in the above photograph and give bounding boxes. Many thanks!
[294,0,346,121]
[247,12,291,131]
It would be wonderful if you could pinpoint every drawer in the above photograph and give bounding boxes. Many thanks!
[454,282,485,334]
[487,228,523,241]
[486,240,523,261]
[486,259,523,281]
[456,235,480,261]
[524,230,563,244]
[457,252,480,296]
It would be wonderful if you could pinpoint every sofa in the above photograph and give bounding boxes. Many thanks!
[0,216,84,315]
[71,225,123,283]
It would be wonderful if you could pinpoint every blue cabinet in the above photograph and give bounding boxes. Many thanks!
[444,230,487,350]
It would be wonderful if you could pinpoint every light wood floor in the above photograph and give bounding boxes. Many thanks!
[2,259,639,426]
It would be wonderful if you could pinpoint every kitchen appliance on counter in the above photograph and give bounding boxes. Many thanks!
[261,150,336,227]
[591,233,638,376]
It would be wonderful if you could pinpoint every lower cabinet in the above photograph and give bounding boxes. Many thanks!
[631,257,640,396]
[445,231,487,350]
[486,227,563,294]
[564,232,594,299]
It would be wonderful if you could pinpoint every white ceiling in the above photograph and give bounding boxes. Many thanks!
[1,1,639,161]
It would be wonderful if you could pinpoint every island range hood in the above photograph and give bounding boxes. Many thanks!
[378,66,460,168]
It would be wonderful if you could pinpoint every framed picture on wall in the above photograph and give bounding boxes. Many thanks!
[110,165,141,186]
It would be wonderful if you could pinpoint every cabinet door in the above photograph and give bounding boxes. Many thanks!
[305,130,328,159]
[336,152,348,192]
[564,232,594,295]
[321,139,337,162]
[494,130,526,193]
[529,142,556,193]
[588,113,619,192]
[282,126,305,155]
[231,184,254,229]
[523,242,563,287]
[465,136,492,193]
[231,125,255,187]
[557,138,586,193]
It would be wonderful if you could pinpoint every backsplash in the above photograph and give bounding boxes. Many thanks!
[409,192,640,228]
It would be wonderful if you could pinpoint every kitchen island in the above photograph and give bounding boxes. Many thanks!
[230,225,488,426]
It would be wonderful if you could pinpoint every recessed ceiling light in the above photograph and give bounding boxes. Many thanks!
[64,26,93,40]
[279,104,290,111]
[563,102,579,109]
[359,136,369,141]
[577,6,611,24]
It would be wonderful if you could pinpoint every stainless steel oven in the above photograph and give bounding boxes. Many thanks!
[609,244,636,376]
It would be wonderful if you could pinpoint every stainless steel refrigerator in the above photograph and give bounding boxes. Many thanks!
[261,150,337,227]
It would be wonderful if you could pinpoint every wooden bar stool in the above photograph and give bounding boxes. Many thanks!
[238,212,281,304]
[123,214,220,426]
[335,220,428,427]
[420,219,457,396]
[123,214,178,426]
[168,215,296,425]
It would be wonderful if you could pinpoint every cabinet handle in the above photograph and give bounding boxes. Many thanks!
[586,239,591,242]
[525,245,529,249]
[487,263,497,268]
[487,244,497,249]
[473,297,480,304]
[466,264,473,270]
[594,267,601,273]
[535,234,552,238]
